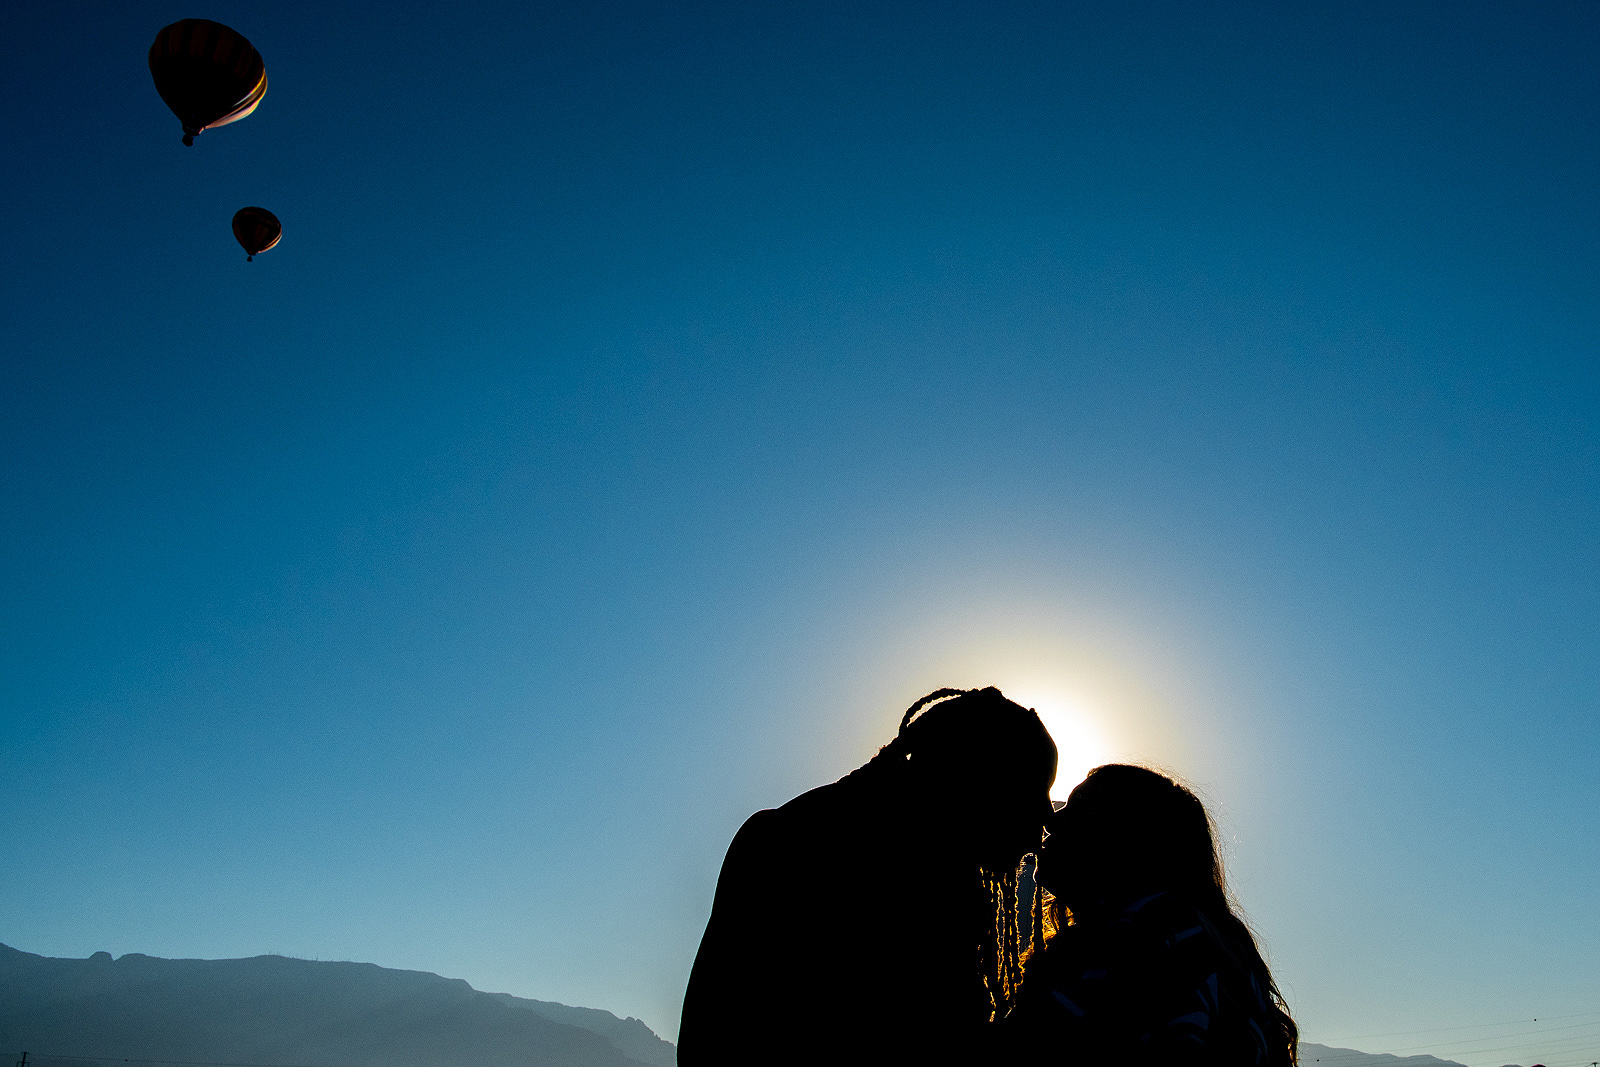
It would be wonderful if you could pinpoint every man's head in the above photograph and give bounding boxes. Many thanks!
[893,686,1058,868]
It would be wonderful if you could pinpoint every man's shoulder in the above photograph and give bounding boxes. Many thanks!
[732,778,878,851]
[739,780,848,829]
[778,778,856,814]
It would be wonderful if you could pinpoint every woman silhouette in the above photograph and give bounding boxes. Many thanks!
[1004,764,1298,1067]
[679,687,1057,1067]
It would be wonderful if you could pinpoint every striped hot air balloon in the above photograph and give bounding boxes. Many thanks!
[149,20,267,146]
[232,207,282,261]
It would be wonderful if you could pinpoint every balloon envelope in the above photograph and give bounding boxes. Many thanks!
[232,207,282,260]
[149,20,267,145]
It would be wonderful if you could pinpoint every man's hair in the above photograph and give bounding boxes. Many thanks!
[856,686,1055,1020]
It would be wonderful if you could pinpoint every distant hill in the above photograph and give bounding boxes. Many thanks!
[1303,1041,1541,1067]
[6,944,1539,1067]
[0,943,674,1067]
[1302,1043,1469,1067]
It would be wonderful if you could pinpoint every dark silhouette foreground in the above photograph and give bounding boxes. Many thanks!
[678,687,1057,1067]
[1003,764,1299,1067]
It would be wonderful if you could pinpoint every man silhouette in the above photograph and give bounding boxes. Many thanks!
[678,687,1058,1067]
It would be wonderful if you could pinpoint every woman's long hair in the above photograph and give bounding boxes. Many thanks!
[1046,764,1299,1065]
[848,687,1056,1022]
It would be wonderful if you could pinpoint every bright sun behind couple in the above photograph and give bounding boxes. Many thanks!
[1006,689,1116,800]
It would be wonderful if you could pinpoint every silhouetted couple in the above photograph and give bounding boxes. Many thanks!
[679,686,1298,1067]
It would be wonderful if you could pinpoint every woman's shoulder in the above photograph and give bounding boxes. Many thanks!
[1112,893,1235,960]
[1112,890,1194,928]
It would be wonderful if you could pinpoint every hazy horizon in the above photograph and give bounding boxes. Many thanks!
[0,940,1559,1067]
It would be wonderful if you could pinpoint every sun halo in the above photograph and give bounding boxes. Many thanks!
[1010,690,1115,801]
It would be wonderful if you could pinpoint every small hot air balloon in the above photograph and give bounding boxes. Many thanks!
[232,207,281,261]
[149,19,267,146]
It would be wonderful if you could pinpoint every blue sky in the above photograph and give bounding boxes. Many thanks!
[2,2,1598,1063]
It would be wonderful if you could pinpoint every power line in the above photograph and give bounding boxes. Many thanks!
[1376,1032,1600,1066]
[1378,1018,1600,1053]
[1336,1009,1600,1043]
[1407,1033,1600,1059]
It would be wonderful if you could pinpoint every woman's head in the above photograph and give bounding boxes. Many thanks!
[1039,763,1220,913]
[1035,763,1299,1066]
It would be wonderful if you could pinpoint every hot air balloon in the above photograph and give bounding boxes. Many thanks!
[149,20,267,146]
[232,207,281,260]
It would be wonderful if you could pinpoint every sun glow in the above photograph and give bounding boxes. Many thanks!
[1007,689,1116,800]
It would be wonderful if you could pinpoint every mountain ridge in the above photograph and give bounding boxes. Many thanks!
[0,943,673,1067]
[1301,1040,1539,1067]
[1301,1041,1469,1067]
[4,943,1539,1067]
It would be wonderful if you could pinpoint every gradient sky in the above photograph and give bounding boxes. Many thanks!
[3,2,1599,1064]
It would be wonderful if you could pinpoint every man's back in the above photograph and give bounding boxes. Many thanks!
[678,776,983,1066]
